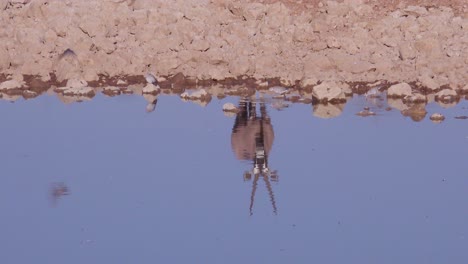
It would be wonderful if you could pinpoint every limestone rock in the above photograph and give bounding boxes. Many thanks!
[312,82,345,102]
[430,113,445,123]
[300,77,318,88]
[142,83,161,94]
[403,93,427,103]
[102,86,121,96]
[222,102,239,113]
[0,80,23,91]
[387,83,412,98]
[401,105,427,122]
[435,89,458,102]
[313,103,345,119]
[62,86,95,97]
[458,84,468,93]
[66,78,88,88]
[356,109,376,117]
[418,75,440,91]
[181,89,211,100]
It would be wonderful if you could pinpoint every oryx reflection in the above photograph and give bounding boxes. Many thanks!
[231,98,279,215]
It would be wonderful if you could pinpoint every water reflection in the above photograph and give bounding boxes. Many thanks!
[50,182,70,206]
[231,98,278,215]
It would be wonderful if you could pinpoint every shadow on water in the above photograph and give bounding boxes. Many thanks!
[231,98,278,215]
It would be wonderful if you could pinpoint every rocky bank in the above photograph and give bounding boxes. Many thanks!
[0,0,467,91]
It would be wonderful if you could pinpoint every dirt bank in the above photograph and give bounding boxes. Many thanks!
[0,0,467,90]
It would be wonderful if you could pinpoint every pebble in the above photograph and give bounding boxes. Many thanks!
[222,102,239,113]
[269,86,288,95]
[356,109,376,117]
[430,113,445,123]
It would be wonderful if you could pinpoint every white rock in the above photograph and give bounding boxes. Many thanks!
[403,6,428,17]
[180,89,210,100]
[103,86,121,93]
[418,75,439,91]
[62,86,95,96]
[404,93,427,103]
[435,89,458,101]
[312,81,344,101]
[460,84,468,92]
[222,102,239,112]
[0,80,23,90]
[255,80,268,87]
[190,89,208,99]
[387,83,412,97]
[356,110,376,117]
[66,78,88,88]
[387,98,409,111]
[180,92,190,99]
[300,77,318,87]
[269,86,288,95]
[313,103,344,119]
[430,113,445,123]
[102,86,121,96]
[116,79,127,85]
[142,83,160,94]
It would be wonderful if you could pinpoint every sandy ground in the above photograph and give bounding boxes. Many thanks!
[0,0,467,92]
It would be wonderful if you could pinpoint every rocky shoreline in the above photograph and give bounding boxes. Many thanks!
[1,73,467,121]
[1,0,467,91]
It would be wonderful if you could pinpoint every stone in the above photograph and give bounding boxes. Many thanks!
[403,93,427,103]
[313,103,345,119]
[387,98,409,111]
[180,89,210,100]
[312,82,345,102]
[403,6,428,17]
[458,84,468,93]
[401,105,427,122]
[142,83,161,94]
[268,86,288,95]
[222,102,239,113]
[300,77,318,88]
[387,83,412,98]
[62,86,95,97]
[435,89,458,102]
[102,86,121,96]
[430,113,445,123]
[418,75,440,91]
[356,109,376,117]
[0,80,23,91]
[66,78,88,88]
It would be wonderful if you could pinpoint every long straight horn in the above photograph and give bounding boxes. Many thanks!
[263,174,278,215]
[249,174,260,216]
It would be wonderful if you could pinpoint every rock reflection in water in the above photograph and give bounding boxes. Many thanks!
[231,98,278,215]
[50,182,70,206]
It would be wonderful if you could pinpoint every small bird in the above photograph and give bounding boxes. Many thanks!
[144,73,158,85]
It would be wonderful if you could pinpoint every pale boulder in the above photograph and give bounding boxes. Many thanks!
[435,89,458,102]
[0,80,23,91]
[387,83,412,98]
[142,83,161,94]
[312,82,345,102]
[418,75,440,91]
[222,102,239,113]
[430,113,445,123]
